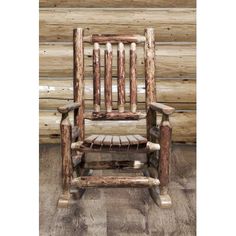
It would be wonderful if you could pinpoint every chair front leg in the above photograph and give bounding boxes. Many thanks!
[58,113,73,208]
[158,113,172,208]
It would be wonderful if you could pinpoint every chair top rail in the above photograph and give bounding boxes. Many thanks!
[83,34,146,44]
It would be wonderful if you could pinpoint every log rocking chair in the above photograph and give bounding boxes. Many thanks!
[57,28,175,208]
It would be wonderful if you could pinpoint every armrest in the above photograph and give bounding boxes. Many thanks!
[150,102,175,115]
[57,102,80,114]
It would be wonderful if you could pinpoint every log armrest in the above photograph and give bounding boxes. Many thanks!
[57,102,80,114]
[150,102,175,115]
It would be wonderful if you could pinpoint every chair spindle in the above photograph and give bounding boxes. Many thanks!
[93,42,101,112]
[104,42,113,112]
[130,42,137,113]
[117,42,125,112]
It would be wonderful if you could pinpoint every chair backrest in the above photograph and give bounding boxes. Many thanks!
[73,28,156,141]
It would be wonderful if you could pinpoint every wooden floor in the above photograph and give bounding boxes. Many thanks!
[39,144,196,236]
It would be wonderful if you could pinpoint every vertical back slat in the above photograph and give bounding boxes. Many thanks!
[130,42,137,113]
[73,28,85,141]
[93,42,101,112]
[104,42,113,112]
[117,42,125,112]
[144,28,156,108]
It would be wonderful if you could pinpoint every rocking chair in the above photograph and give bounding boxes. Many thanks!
[57,28,175,208]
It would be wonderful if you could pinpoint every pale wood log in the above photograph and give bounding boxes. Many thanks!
[150,102,175,115]
[39,78,196,104]
[39,42,196,78]
[40,0,196,8]
[104,42,112,112]
[93,43,101,112]
[39,8,196,42]
[159,115,172,194]
[117,42,126,112]
[71,176,160,188]
[130,42,137,113]
[60,114,73,193]
[84,34,145,44]
[73,28,84,140]
[82,160,146,170]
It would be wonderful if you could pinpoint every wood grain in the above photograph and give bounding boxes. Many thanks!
[39,42,196,78]
[39,8,196,42]
[39,110,196,143]
[40,0,196,8]
[39,78,196,106]
[73,28,84,140]
[130,42,137,113]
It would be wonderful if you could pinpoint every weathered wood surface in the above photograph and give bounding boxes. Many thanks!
[40,0,196,8]
[117,42,126,112]
[60,115,73,193]
[71,176,160,188]
[39,8,196,42]
[39,144,196,236]
[73,28,84,140]
[104,43,113,112]
[145,28,156,108]
[39,78,196,110]
[93,43,101,112]
[84,34,145,44]
[159,117,172,193]
[130,42,137,113]
[150,102,175,115]
[40,42,196,78]
[86,111,145,120]
[39,110,196,143]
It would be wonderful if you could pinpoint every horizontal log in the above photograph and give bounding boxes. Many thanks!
[39,78,196,106]
[84,34,146,44]
[86,111,146,120]
[40,99,196,111]
[39,110,196,143]
[40,42,196,78]
[40,0,196,8]
[39,8,196,42]
[71,176,160,188]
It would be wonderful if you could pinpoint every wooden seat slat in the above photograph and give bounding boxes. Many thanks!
[125,135,139,145]
[133,135,147,144]
[93,135,106,145]
[103,135,113,146]
[112,136,121,146]
[84,135,99,144]
[119,136,129,146]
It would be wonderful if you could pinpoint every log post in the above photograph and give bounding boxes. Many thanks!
[60,113,73,194]
[93,42,101,112]
[130,42,137,113]
[158,114,172,195]
[117,42,125,112]
[144,28,156,109]
[104,42,113,112]
[73,28,84,141]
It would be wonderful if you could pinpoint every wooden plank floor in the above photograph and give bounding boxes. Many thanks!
[39,144,196,236]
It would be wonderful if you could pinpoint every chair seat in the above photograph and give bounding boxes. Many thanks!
[84,134,147,147]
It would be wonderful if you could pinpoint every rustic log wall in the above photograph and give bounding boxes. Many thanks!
[39,0,196,143]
